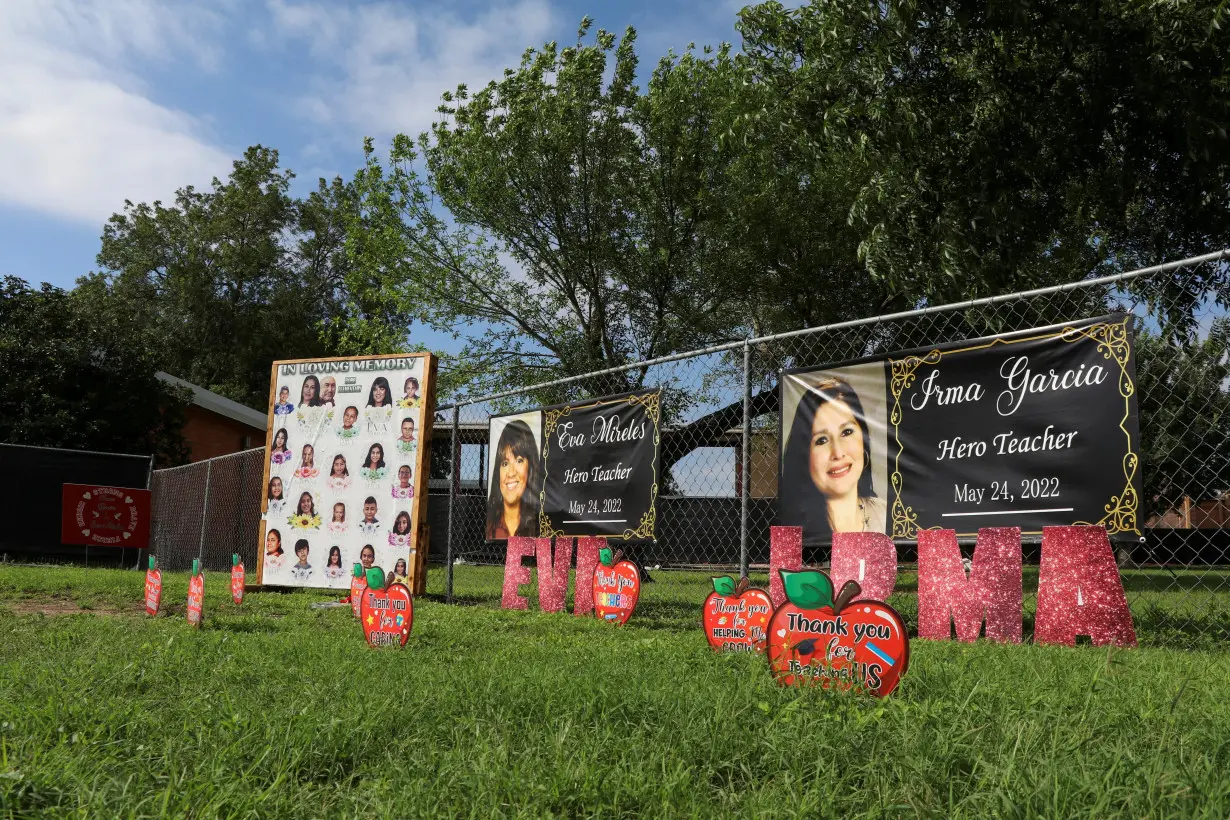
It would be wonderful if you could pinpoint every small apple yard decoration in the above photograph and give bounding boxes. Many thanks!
[231,554,245,605]
[144,556,162,616]
[349,563,366,618]
[767,569,910,696]
[703,576,772,653]
[593,548,641,625]
[359,567,414,648]
[186,559,205,628]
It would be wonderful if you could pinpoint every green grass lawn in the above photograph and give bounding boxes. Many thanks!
[1,564,1229,817]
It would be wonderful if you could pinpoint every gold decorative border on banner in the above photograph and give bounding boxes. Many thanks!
[889,318,1139,538]
[539,390,661,541]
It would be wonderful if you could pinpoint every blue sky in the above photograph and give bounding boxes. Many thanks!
[0,0,751,292]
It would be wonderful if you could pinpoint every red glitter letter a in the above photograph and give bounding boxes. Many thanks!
[1035,526,1136,647]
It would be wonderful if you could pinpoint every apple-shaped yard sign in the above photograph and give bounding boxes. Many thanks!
[703,576,773,653]
[349,563,366,618]
[359,567,413,648]
[766,569,909,696]
[593,548,640,625]
[231,554,245,605]
[187,559,205,628]
[144,556,162,616]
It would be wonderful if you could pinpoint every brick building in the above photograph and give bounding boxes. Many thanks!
[156,372,267,462]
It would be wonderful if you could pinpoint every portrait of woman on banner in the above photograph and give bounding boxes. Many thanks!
[780,376,887,550]
[485,419,543,540]
[300,375,322,408]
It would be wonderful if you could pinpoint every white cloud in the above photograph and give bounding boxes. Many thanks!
[265,0,556,138]
[0,1,234,225]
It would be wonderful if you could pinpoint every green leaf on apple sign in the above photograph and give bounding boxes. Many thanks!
[366,567,386,591]
[599,547,615,567]
[780,569,834,610]
[711,576,737,595]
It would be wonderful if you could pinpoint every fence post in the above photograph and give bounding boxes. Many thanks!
[198,459,213,564]
[445,404,460,603]
[740,340,752,578]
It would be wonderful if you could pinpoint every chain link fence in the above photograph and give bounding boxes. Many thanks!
[149,448,264,572]
[149,251,1230,648]
[433,250,1230,649]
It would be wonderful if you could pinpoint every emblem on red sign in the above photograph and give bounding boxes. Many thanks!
[703,576,772,653]
[593,548,640,625]
[144,557,162,616]
[766,570,909,696]
[60,484,151,548]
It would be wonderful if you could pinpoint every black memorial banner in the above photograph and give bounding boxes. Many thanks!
[779,315,1140,546]
[486,390,661,541]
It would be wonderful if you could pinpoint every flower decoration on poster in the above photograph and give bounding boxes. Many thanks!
[288,512,322,530]
[271,450,293,465]
[294,465,319,480]
[396,439,417,454]
[396,396,421,409]
[390,484,414,500]
[327,519,347,535]
[361,466,389,482]
[388,532,413,548]
[297,406,334,430]
[325,475,351,492]
[336,425,359,440]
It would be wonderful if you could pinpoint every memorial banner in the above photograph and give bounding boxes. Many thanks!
[486,390,661,541]
[780,315,1140,546]
[257,353,437,593]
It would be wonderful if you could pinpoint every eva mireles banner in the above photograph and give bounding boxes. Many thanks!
[257,353,437,593]
[486,389,661,541]
[779,315,1140,546]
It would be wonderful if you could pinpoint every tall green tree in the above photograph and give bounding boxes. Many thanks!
[0,277,190,464]
[84,146,413,409]
[737,0,1230,317]
[346,22,757,401]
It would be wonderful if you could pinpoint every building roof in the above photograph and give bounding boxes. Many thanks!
[155,372,267,430]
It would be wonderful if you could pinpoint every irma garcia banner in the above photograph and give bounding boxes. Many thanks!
[780,315,1140,546]
[486,389,661,541]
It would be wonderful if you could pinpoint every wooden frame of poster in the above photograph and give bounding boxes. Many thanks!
[255,352,437,594]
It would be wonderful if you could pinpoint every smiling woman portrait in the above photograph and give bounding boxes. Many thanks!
[780,375,887,549]
[485,418,543,539]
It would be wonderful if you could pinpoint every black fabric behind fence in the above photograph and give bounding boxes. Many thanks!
[0,443,152,564]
